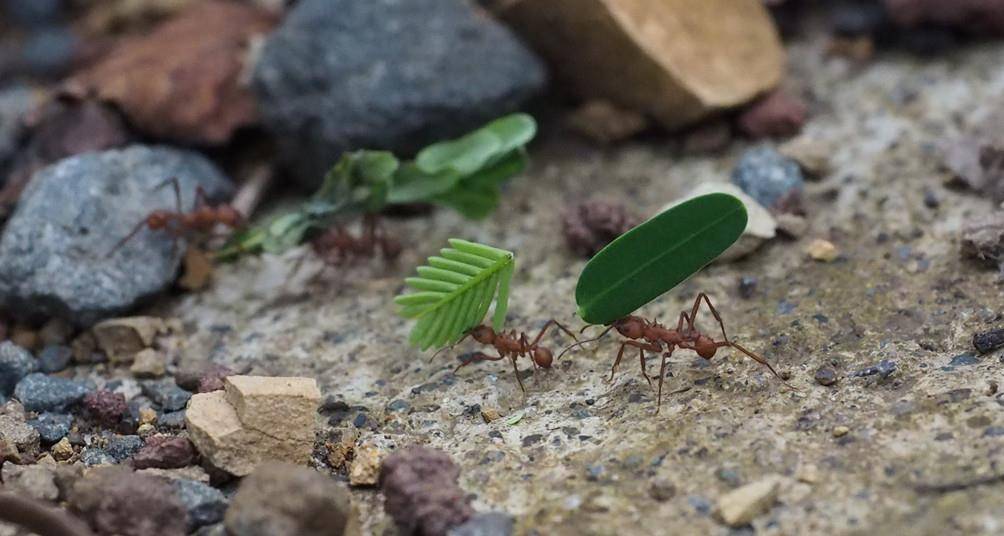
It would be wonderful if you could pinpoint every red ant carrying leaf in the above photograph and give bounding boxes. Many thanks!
[108,177,243,256]
[560,293,792,412]
[309,214,402,267]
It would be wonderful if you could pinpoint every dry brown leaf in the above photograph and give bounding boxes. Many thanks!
[66,0,278,145]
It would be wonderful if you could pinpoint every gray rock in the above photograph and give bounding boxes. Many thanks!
[252,0,546,186]
[37,344,72,373]
[0,414,39,453]
[27,411,73,444]
[105,434,144,461]
[81,448,117,466]
[172,478,228,530]
[14,373,91,412]
[0,341,37,397]
[448,512,515,536]
[731,146,805,209]
[141,380,191,411]
[158,410,186,430]
[0,145,234,326]
[0,87,33,179]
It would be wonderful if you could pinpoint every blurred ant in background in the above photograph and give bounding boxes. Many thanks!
[109,177,243,255]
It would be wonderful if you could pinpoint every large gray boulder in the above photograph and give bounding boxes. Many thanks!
[0,145,233,326]
[252,0,547,187]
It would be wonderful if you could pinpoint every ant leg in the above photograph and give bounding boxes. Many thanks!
[509,354,526,393]
[108,218,150,255]
[557,325,614,360]
[725,341,793,388]
[609,340,661,382]
[153,177,184,212]
[690,292,729,342]
[453,351,504,373]
[431,332,473,363]
[676,311,694,333]
[638,346,653,389]
[656,348,674,414]
[530,320,580,347]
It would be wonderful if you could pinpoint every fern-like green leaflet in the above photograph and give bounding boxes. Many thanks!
[395,239,514,350]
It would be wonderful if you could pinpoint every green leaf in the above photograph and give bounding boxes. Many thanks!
[416,130,501,175]
[484,114,537,156]
[386,163,463,204]
[575,193,748,325]
[395,239,515,350]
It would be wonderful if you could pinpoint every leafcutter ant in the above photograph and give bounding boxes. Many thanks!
[310,214,402,266]
[560,293,791,412]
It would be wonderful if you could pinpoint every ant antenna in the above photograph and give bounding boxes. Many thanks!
[557,325,614,360]
[729,341,797,390]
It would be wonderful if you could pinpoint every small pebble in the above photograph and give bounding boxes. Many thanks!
[649,478,677,501]
[738,276,758,299]
[27,412,73,444]
[807,239,839,262]
[132,435,196,469]
[0,341,37,397]
[814,367,838,386]
[81,448,116,466]
[158,410,187,430]
[83,389,127,425]
[105,434,144,461]
[142,380,192,411]
[715,476,780,527]
[448,512,514,536]
[852,360,896,379]
[172,478,228,530]
[974,328,1004,354]
[130,348,167,378]
[51,437,73,461]
[731,145,805,209]
[348,445,384,486]
[832,426,850,438]
[14,373,91,412]
[37,345,72,373]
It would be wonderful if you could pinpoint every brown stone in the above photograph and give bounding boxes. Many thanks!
[499,0,784,130]
[69,466,187,536]
[566,100,649,144]
[130,348,167,378]
[223,376,320,441]
[91,316,167,363]
[66,1,278,145]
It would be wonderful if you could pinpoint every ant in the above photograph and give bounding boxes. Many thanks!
[559,293,791,412]
[440,321,579,393]
[109,177,243,255]
[310,214,402,266]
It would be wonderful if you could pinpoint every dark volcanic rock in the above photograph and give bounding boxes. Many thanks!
[252,0,546,186]
[69,466,188,536]
[105,434,144,462]
[380,446,474,536]
[172,478,228,530]
[27,411,72,444]
[14,372,90,412]
[83,389,128,426]
[37,344,72,373]
[0,341,37,397]
[224,462,352,536]
[142,379,191,411]
[731,145,805,210]
[0,145,233,326]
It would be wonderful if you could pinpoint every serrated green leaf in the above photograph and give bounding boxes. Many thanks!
[575,193,748,325]
[395,239,515,350]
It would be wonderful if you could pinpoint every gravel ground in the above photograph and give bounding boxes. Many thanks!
[164,33,1004,535]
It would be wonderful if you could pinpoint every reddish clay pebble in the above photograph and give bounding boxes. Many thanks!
[737,89,807,139]
[198,364,235,393]
[562,200,640,258]
[69,466,187,536]
[380,446,473,536]
[82,390,127,426]
[132,436,196,469]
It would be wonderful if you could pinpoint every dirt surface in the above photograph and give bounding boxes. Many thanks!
[165,35,1004,535]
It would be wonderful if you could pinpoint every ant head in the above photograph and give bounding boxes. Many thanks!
[147,211,170,229]
[470,325,495,344]
[694,335,717,359]
[614,316,644,339]
[532,346,553,368]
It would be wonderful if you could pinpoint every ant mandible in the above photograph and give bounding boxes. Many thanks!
[311,214,402,266]
[109,177,243,255]
[442,320,579,393]
[560,293,791,412]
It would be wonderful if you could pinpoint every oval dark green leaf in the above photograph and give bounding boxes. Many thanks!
[575,193,748,325]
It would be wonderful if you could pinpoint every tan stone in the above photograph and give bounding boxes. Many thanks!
[715,476,780,527]
[92,316,167,362]
[131,348,167,378]
[51,437,74,462]
[499,0,784,130]
[223,376,320,440]
[185,390,314,477]
[138,465,210,483]
[2,461,59,501]
[807,239,839,262]
[348,445,384,487]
